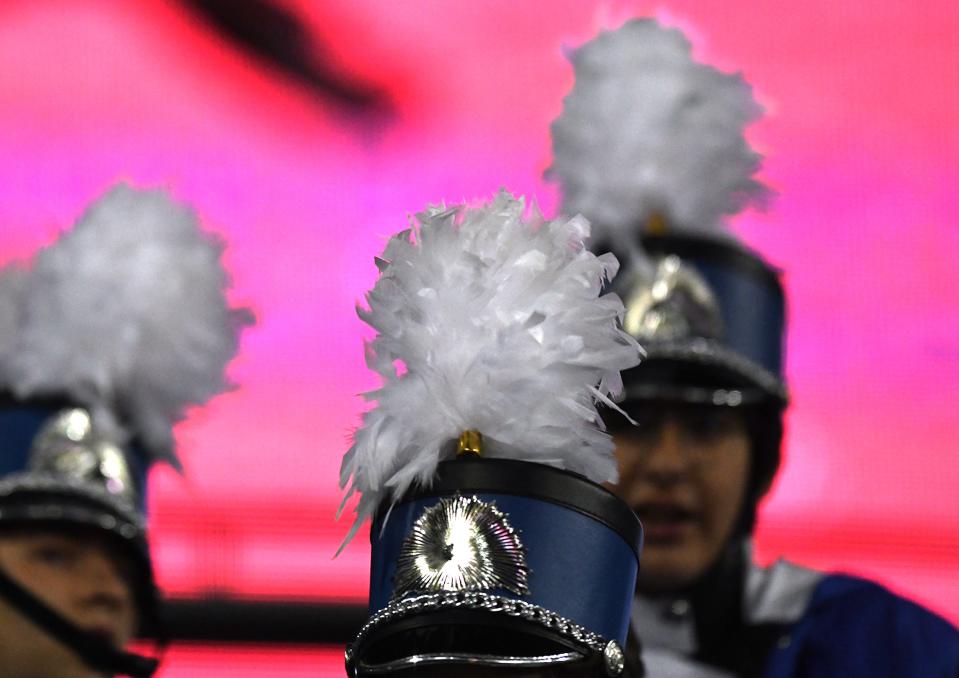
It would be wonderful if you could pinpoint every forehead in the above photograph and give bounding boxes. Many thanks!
[636,400,744,416]
[0,524,127,558]
[610,400,748,429]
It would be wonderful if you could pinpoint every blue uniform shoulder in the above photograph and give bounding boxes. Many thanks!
[763,573,959,678]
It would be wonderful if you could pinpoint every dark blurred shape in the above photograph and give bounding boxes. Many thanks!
[159,598,366,644]
[179,0,392,119]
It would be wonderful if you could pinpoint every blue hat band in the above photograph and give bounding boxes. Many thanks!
[370,490,639,646]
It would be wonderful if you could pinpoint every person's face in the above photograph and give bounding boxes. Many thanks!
[612,403,751,593]
[0,527,138,678]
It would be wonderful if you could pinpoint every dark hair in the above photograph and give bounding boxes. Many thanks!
[736,401,784,535]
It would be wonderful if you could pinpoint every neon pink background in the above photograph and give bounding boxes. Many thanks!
[1,1,956,674]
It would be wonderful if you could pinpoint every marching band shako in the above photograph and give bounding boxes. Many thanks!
[338,192,645,676]
[547,18,786,411]
[0,184,251,677]
[348,455,642,675]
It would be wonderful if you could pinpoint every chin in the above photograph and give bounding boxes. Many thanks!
[636,545,709,593]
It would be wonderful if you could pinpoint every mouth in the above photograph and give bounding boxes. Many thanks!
[85,625,122,648]
[635,502,697,544]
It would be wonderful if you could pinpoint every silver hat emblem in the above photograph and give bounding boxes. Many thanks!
[29,408,136,502]
[623,255,723,342]
[393,495,530,598]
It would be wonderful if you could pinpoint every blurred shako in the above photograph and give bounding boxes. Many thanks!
[549,18,959,677]
[339,191,645,676]
[0,185,251,677]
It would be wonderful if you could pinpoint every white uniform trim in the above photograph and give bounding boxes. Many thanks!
[632,543,823,676]
[744,554,824,625]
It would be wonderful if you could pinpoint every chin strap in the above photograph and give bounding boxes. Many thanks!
[0,565,160,677]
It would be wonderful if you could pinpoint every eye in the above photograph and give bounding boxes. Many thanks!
[628,411,667,442]
[682,409,742,443]
[634,421,664,442]
[31,543,79,569]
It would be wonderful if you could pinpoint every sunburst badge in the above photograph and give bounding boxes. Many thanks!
[392,495,530,598]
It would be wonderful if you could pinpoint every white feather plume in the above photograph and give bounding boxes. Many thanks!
[0,184,253,468]
[339,190,642,545]
[0,265,28,384]
[548,18,770,260]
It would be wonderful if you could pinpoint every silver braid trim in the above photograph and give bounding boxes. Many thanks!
[0,472,144,531]
[641,337,788,402]
[347,590,608,665]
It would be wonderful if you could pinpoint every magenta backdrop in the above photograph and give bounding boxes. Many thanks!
[1,1,956,674]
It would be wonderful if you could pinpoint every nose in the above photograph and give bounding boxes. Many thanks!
[642,420,692,486]
[76,550,132,615]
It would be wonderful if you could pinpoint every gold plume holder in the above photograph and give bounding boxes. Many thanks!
[646,211,668,236]
[457,430,483,457]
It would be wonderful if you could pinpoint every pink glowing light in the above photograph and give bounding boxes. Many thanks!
[0,0,956,650]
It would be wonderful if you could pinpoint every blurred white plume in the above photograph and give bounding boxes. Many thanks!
[548,18,770,263]
[0,265,27,384]
[0,183,253,468]
[339,190,642,546]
